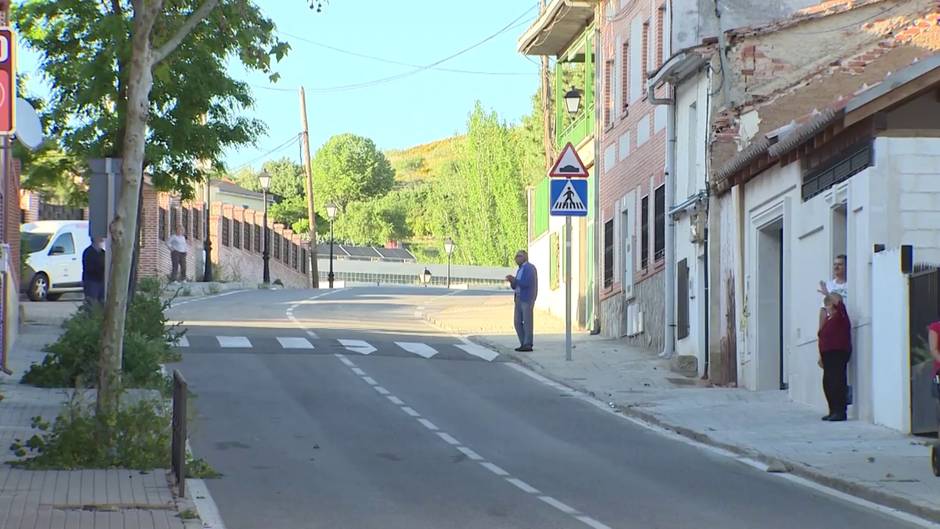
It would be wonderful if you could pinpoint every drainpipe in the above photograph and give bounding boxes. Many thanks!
[591,18,602,335]
[648,82,676,359]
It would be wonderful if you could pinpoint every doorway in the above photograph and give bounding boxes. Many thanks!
[756,220,786,390]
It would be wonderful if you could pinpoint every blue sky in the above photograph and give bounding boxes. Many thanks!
[18,1,541,172]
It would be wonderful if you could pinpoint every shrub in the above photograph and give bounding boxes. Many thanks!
[10,395,171,470]
[21,279,183,388]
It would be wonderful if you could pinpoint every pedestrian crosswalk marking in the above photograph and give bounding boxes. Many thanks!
[456,343,499,362]
[175,336,189,348]
[305,330,319,339]
[395,342,438,359]
[217,336,251,348]
[339,339,376,355]
[276,337,314,350]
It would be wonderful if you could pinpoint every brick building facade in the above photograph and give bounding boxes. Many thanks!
[597,0,670,350]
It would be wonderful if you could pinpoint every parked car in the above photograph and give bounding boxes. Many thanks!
[21,220,91,301]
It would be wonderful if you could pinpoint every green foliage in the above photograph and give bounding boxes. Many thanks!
[334,191,411,246]
[14,0,289,197]
[10,396,171,470]
[186,456,222,478]
[312,134,395,212]
[269,195,308,232]
[386,137,462,184]
[14,144,88,207]
[21,279,183,388]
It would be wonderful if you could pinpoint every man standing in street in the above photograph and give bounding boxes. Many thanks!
[506,250,538,352]
[168,227,189,282]
[82,236,106,304]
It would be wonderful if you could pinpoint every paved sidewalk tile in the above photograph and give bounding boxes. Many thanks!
[425,293,940,522]
[0,315,201,529]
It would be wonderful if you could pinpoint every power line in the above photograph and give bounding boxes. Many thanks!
[228,133,301,173]
[305,5,538,93]
[279,27,537,76]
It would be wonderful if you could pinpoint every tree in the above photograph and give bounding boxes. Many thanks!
[311,133,395,212]
[334,195,410,246]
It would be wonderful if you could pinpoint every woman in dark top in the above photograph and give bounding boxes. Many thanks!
[818,293,852,422]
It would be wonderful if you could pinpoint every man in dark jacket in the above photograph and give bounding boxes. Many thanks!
[82,237,106,304]
[506,250,538,352]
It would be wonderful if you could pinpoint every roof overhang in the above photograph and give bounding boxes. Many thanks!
[518,0,596,57]
[648,50,707,88]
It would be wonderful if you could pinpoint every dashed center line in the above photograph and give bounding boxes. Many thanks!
[506,478,540,494]
[417,418,439,431]
[480,462,509,477]
[456,446,483,461]
[539,496,579,515]
[387,396,405,405]
[401,407,421,417]
[351,367,366,376]
[362,376,378,386]
[374,386,391,396]
[436,432,461,446]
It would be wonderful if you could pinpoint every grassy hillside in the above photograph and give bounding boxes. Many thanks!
[386,136,463,185]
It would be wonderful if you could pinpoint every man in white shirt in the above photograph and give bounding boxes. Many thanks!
[167,227,189,282]
[819,254,848,329]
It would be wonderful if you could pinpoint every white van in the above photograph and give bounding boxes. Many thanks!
[21,220,92,301]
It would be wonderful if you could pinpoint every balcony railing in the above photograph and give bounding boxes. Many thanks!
[556,101,595,148]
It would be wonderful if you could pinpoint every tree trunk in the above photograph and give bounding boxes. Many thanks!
[97,5,158,420]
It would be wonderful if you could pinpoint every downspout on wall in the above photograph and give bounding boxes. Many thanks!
[648,82,676,359]
[592,16,602,335]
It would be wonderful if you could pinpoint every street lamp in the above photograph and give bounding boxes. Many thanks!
[203,178,213,282]
[564,86,583,115]
[260,171,272,285]
[326,202,338,288]
[444,237,455,289]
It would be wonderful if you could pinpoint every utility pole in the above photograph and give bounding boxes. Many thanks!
[539,0,554,168]
[299,87,320,288]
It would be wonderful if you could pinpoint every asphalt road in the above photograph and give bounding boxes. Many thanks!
[169,287,921,529]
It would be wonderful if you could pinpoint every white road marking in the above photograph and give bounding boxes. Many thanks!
[480,462,509,477]
[335,354,355,367]
[539,496,579,515]
[456,446,483,461]
[186,479,227,529]
[175,336,190,348]
[506,478,540,494]
[216,336,251,348]
[374,386,391,396]
[306,330,319,339]
[576,515,614,529]
[401,407,420,417]
[417,418,439,431]
[276,337,314,350]
[456,343,499,362]
[339,339,376,355]
[362,377,378,386]
[436,432,460,446]
[396,342,438,359]
[387,396,405,405]
[350,367,366,376]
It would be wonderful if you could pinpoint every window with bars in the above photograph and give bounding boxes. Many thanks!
[283,237,291,264]
[604,60,614,127]
[243,223,251,252]
[233,220,241,249]
[256,226,263,253]
[641,195,649,269]
[159,209,167,241]
[292,244,299,269]
[182,209,190,237]
[222,218,230,247]
[621,42,629,111]
[273,233,281,260]
[193,212,201,240]
[301,249,308,273]
[604,220,614,288]
[654,185,665,261]
[802,141,873,201]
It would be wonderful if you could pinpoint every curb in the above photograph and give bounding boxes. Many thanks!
[421,310,940,524]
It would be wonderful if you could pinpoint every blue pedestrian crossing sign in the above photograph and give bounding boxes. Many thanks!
[550,179,588,216]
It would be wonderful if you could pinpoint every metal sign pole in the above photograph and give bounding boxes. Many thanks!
[565,215,572,361]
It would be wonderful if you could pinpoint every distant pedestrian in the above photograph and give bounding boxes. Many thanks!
[82,236,106,304]
[818,254,848,329]
[818,293,851,422]
[506,250,537,352]
[168,227,189,282]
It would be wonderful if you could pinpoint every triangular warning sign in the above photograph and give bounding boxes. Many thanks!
[552,180,586,211]
[549,142,589,178]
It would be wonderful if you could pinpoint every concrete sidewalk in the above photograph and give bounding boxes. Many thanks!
[0,307,201,528]
[421,292,940,522]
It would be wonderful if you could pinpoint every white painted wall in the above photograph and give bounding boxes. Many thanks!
[673,72,710,374]
[529,209,585,325]
[870,248,911,432]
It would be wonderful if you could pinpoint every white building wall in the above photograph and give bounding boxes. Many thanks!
[673,72,710,374]
[530,207,586,325]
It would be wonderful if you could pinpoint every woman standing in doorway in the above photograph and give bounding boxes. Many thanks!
[818,293,852,422]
